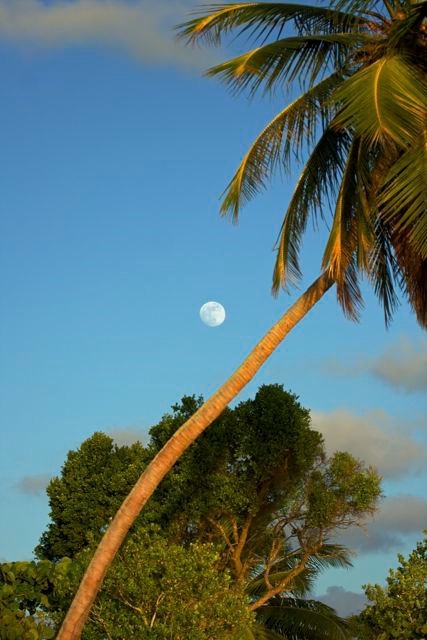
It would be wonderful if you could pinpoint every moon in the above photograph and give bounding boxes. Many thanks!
[200,301,226,327]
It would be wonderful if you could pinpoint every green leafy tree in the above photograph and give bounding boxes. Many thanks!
[146,388,380,610]
[59,1,427,634]
[1,540,251,640]
[36,433,147,561]
[37,386,380,639]
[54,528,253,640]
[0,559,72,639]
[356,532,427,639]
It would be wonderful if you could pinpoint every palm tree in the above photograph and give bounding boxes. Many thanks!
[252,597,350,639]
[245,544,353,639]
[58,1,427,637]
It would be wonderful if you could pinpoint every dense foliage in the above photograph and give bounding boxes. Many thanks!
[2,385,382,638]
[0,558,71,640]
[58,529,252,640]
[36,434,147,561]
[356,533,427,639]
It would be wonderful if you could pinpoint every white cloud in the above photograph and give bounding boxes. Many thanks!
[316,586,367,617]
[15,473,51,495]
[0,0,213,67]
[323,336,427,393]
[108,427,145,446]
[370,336,427,392]
[311,409,427,479]
[335,495,427,553]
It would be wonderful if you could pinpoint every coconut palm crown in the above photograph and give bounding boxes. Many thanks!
[178,0,427,326]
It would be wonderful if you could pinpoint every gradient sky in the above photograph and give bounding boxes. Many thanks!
[1,0,426,618]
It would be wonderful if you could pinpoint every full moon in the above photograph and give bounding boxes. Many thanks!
[200,301,226,327]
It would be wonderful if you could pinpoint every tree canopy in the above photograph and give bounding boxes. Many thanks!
[355,532,427,639]
[56,529,252,640]
[0,384,383,639]
[36,433,147,561]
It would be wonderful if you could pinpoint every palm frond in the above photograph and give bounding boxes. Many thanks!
[272,126,351,293]
[247,567,316,597]
[378,133,427,257]
[220,72,343,221]
[331,55,427,147]
[253,623,286,639]
[391,228,427,328]
[368,220,400,326]
[306,543,354,571]
[206,34,367,95]
[353,140,377,271]
[256,597,351,639]
[176,3,369,46]
[332,0,388,18]
[388,0,427,49]
[322,137,365,319]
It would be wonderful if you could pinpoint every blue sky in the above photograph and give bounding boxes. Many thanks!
[0,0,426,618]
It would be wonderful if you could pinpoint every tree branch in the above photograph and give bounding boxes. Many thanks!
[232,514,253,580]
[207,517,234,553]
[250,549,312,611]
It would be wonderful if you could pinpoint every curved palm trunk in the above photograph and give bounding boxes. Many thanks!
[57,271,334,640]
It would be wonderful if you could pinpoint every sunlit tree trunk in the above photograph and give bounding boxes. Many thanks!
[57,271,334,640]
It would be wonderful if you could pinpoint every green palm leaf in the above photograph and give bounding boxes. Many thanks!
[393,236,427,328]
[331,55,427,147]
[378,134,427,257]
[178,0,427,330]
[177,3,369,45]
[332,0,390,17]
[220,72,343,221]
[247,566,316,598]
[387,1,427,49]
[206,33,367,94]
[322,137,367,318]
[253,623,287,639]
[305,543,353,571]
[368,220,400,326]
[272,125,351,292]
[247,544,352,610]
[256,597,351,639]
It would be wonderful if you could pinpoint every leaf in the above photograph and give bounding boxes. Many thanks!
[378,133,427,258]
[256,597,351,639]
[322,137,365,319]
[387,1,427,49]
[176,3,369,46]
[272,125,351,292]
[206,33,367,95]
[332,0,390,17]
[220,72,343,220]
[253,622,285,639]
[331,55,427,147]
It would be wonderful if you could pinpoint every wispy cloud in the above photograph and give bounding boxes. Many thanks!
[323,336,427,393]
[316,586,367,617]
[108,427,145,446]
[335,494,427,553]
[371,336,427,392]
[311,409,427,479]
[15,473,51,495]
[0,0,213,67]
